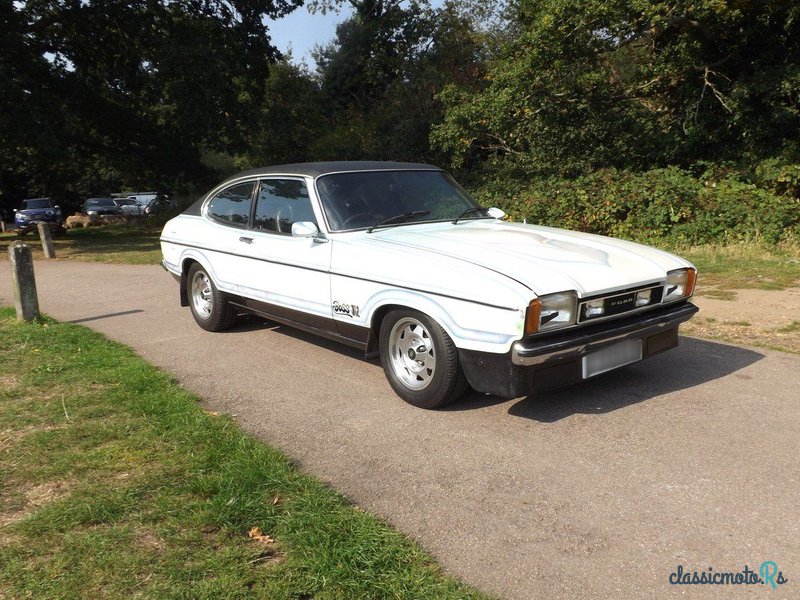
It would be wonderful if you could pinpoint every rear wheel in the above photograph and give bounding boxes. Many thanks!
[186,263,236,332]
[379,309,467,409]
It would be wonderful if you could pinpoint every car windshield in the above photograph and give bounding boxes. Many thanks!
[22,199,52,210]
[315,170,482,231]
[86,198,115,207]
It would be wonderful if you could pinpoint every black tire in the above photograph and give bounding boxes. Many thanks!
[379,309,468,409]
[186,263,236,332]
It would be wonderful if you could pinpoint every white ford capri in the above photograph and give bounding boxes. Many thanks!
[160,162,698,408]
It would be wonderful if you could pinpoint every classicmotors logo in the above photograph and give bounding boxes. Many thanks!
[669,562,788,589]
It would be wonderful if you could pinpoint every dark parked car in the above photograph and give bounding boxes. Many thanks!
[144,195,176,216]
[83,198,124,217]
[14,198,64,235]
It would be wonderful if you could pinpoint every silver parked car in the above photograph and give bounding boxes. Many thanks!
[113,198,144,216]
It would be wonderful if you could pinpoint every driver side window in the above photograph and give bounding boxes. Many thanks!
[253,179,316,234]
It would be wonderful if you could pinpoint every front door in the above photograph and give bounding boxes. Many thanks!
[236,177,333,330]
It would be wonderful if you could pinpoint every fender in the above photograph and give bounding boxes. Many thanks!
[347,288,525,355]
[177,248,220,307]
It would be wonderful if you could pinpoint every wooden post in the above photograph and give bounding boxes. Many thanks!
[8,242,40,322]
[37,222,56,258]
[0,221,7,233]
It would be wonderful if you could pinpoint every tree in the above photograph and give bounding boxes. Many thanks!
[432,0,800,176]
[1,0,300,208]
[310,0,483,162]
[237,59,326,167]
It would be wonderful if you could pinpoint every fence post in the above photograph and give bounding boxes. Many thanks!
[8,242,40,322]
[0,221,7,233]
[37,222,56,258]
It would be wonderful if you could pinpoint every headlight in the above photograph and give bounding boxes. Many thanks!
[16,213,28,220]
[664,268,696,302]
[46,210,54,216]
[525,291,577,335]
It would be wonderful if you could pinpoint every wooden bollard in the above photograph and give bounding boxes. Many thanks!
[0,221,7,233]
[37,222,56,258]
[8,242,40,321]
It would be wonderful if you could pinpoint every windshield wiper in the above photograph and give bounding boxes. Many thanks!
[367,210,430,233]
[452,206,490,224]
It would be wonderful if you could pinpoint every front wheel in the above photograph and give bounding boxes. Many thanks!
[186,263,236,332]
[379,309,467,409]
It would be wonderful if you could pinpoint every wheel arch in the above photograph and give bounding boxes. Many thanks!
[363,294,462,358]
[360,289,524,357]
[366,303,406,357]
[178,252,215,307]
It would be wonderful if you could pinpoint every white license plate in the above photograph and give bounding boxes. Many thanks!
[582,339,643,379]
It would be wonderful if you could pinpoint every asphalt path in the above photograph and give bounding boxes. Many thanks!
[1,260,798,599]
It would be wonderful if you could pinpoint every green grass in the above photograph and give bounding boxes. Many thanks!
[672,241,800,291]
[0,308,488,600]
[0,225,161,265]
[777,320,800,333]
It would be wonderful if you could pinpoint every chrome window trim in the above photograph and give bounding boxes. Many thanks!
[251,176,317,237]
[201,173,332,236]
[202,178,258,230]
[312,168,484,234]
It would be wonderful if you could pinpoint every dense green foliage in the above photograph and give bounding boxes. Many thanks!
[472,160,800,245]
[1,0,300,212]
[2,0,799,243]
[433,0,800,175]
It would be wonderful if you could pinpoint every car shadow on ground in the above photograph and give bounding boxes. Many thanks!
[229,314,372,361]
[228,318,764,421]
[448,337,763,420]
[507,337,762,421]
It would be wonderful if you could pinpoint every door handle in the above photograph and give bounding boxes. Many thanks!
[239,236,253,244]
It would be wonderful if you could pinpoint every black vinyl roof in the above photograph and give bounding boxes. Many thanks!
[224,161,441,181]
[182,162,444,216]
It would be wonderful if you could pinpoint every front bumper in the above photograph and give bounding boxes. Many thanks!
[15,219,62,233]
[511,301,698,365]
[459,301,698,398]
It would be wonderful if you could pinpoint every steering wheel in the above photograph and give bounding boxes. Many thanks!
[340,212,372,229]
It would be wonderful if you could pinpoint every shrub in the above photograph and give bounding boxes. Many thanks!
[470,165,800,245]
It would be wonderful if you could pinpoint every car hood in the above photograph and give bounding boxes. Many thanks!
[361,220,693,297]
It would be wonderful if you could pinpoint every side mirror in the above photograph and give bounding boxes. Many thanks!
[291,221,319,238]
[487,207,506,219]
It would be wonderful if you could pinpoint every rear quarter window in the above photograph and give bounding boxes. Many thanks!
[207,182,255,227]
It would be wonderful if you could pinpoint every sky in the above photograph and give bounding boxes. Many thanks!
[269,1,446,71]
[268,6,354,70]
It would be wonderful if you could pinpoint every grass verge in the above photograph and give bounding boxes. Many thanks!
[0,225,161,265]
[0,308,488,599]
[673,241,800,292]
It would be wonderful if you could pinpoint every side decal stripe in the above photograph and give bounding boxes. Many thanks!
[160,238,519,312]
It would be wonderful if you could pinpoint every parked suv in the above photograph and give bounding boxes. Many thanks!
[14,198,64,235]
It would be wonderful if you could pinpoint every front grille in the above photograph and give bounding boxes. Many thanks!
[578,284,664,324]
